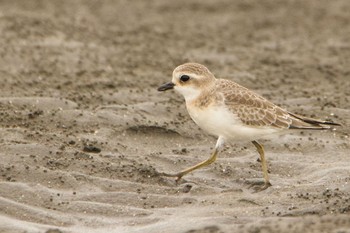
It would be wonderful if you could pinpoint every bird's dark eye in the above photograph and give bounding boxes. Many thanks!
[180,75,190,82]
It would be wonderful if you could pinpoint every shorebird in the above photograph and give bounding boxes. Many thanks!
[157,63,340,190]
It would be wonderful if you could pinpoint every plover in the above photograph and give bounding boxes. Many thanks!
[158,63,340,190]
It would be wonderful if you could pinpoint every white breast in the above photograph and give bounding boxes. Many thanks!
[186,104,280,141]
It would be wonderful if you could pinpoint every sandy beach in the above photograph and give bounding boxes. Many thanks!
[0,1,349,232]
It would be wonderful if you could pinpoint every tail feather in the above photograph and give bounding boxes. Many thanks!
[288,112,341,130]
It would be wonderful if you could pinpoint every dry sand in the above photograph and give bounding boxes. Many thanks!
[0,1,350,232]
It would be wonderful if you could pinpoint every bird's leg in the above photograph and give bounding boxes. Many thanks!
[251,140,272,191]
[161,137,225,183]
[162,149,218,182]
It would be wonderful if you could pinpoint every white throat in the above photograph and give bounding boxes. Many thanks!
[174,85,201,102]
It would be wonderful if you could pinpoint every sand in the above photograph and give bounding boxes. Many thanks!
[0,0,350,232]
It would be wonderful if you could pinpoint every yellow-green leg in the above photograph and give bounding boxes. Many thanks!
[161,148,219,182]
[252,140,272,190]
[161,136,224,183]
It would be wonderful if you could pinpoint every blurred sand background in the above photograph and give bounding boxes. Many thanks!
[0,0,350,232]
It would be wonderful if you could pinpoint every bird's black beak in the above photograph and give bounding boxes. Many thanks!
[157,82,175,91]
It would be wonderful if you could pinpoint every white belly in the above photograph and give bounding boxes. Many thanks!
[187,105,280,141]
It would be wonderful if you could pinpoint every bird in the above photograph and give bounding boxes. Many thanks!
[157,63,340,190]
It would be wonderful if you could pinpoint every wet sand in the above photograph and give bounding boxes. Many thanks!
[0,1,349,232]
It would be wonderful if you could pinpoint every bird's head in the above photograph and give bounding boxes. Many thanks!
[158,63,216,101]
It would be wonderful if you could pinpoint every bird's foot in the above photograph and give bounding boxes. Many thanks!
[158,172,184,184]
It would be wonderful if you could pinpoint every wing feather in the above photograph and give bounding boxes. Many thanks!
[217,79,292,129]
[215,79,339,130]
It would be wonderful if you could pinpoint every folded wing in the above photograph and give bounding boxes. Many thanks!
[218,79,340,130]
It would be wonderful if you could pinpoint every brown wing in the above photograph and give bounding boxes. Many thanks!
[232,104,293,128]
[217,79,327,129]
